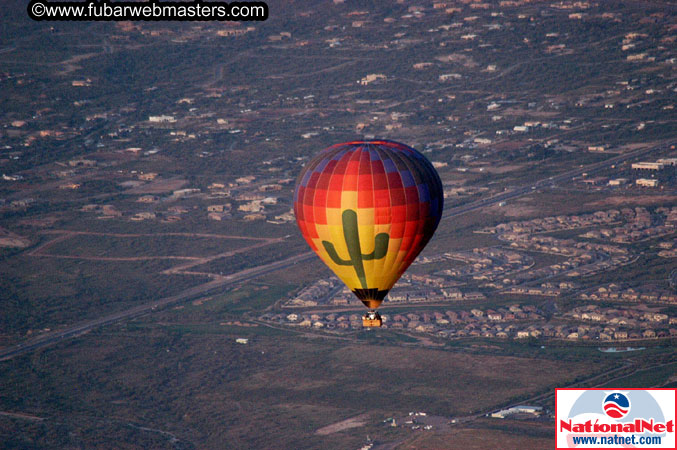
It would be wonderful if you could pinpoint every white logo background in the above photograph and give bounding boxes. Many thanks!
[556,389,675,449]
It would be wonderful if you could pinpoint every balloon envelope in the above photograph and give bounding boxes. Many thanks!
[294,140,444,309]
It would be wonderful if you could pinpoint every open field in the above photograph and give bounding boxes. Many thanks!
[33,231,265,259]
[598,361,677,389]
[0,227,292,348]
[1,0,676,447]
[586,195,677,208]
[0,322,603,449]
[393,424,553,450]
[0,255,211,348]
[191,240,309,276]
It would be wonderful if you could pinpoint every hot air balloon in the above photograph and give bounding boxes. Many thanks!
[293,140,444,327]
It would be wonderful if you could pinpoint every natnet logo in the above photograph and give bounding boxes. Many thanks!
[556,388,676,449]
[604,392,631,419]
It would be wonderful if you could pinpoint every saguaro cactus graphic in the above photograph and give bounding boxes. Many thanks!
[322,209,389,289]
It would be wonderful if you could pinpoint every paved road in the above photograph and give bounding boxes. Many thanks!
[1,140,672,362]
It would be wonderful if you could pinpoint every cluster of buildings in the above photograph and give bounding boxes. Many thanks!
[263,304,544,335]
[580,155,676,189]
[482,209,623,236]
[386,411,445,431]
[505,282,576,297]
[283,278,342,307]
[477,208,677,284]
[499,234,631,283]
[263,302,677,341]
[494,119,569,136]
[273,198,676,343]
[564,304,676,340]
[580,284,677,305]
[579,207,677,244]
[631,158,677,171]
[486,206,676,249]
[284,272,488,308]
[511,323,674,341]
[433,248,533,282]
[658,240,677,258]
[385,276,487,303]
[490,405,543,419]
[283,204,674,317]
[567,304,672,325]
[74,169,296,224]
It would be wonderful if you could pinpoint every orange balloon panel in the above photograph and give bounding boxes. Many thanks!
[294,140,443,309]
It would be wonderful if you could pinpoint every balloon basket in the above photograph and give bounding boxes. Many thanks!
[362,311,382,328]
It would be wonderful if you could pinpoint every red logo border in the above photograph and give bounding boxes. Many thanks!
[555,388,676,450]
